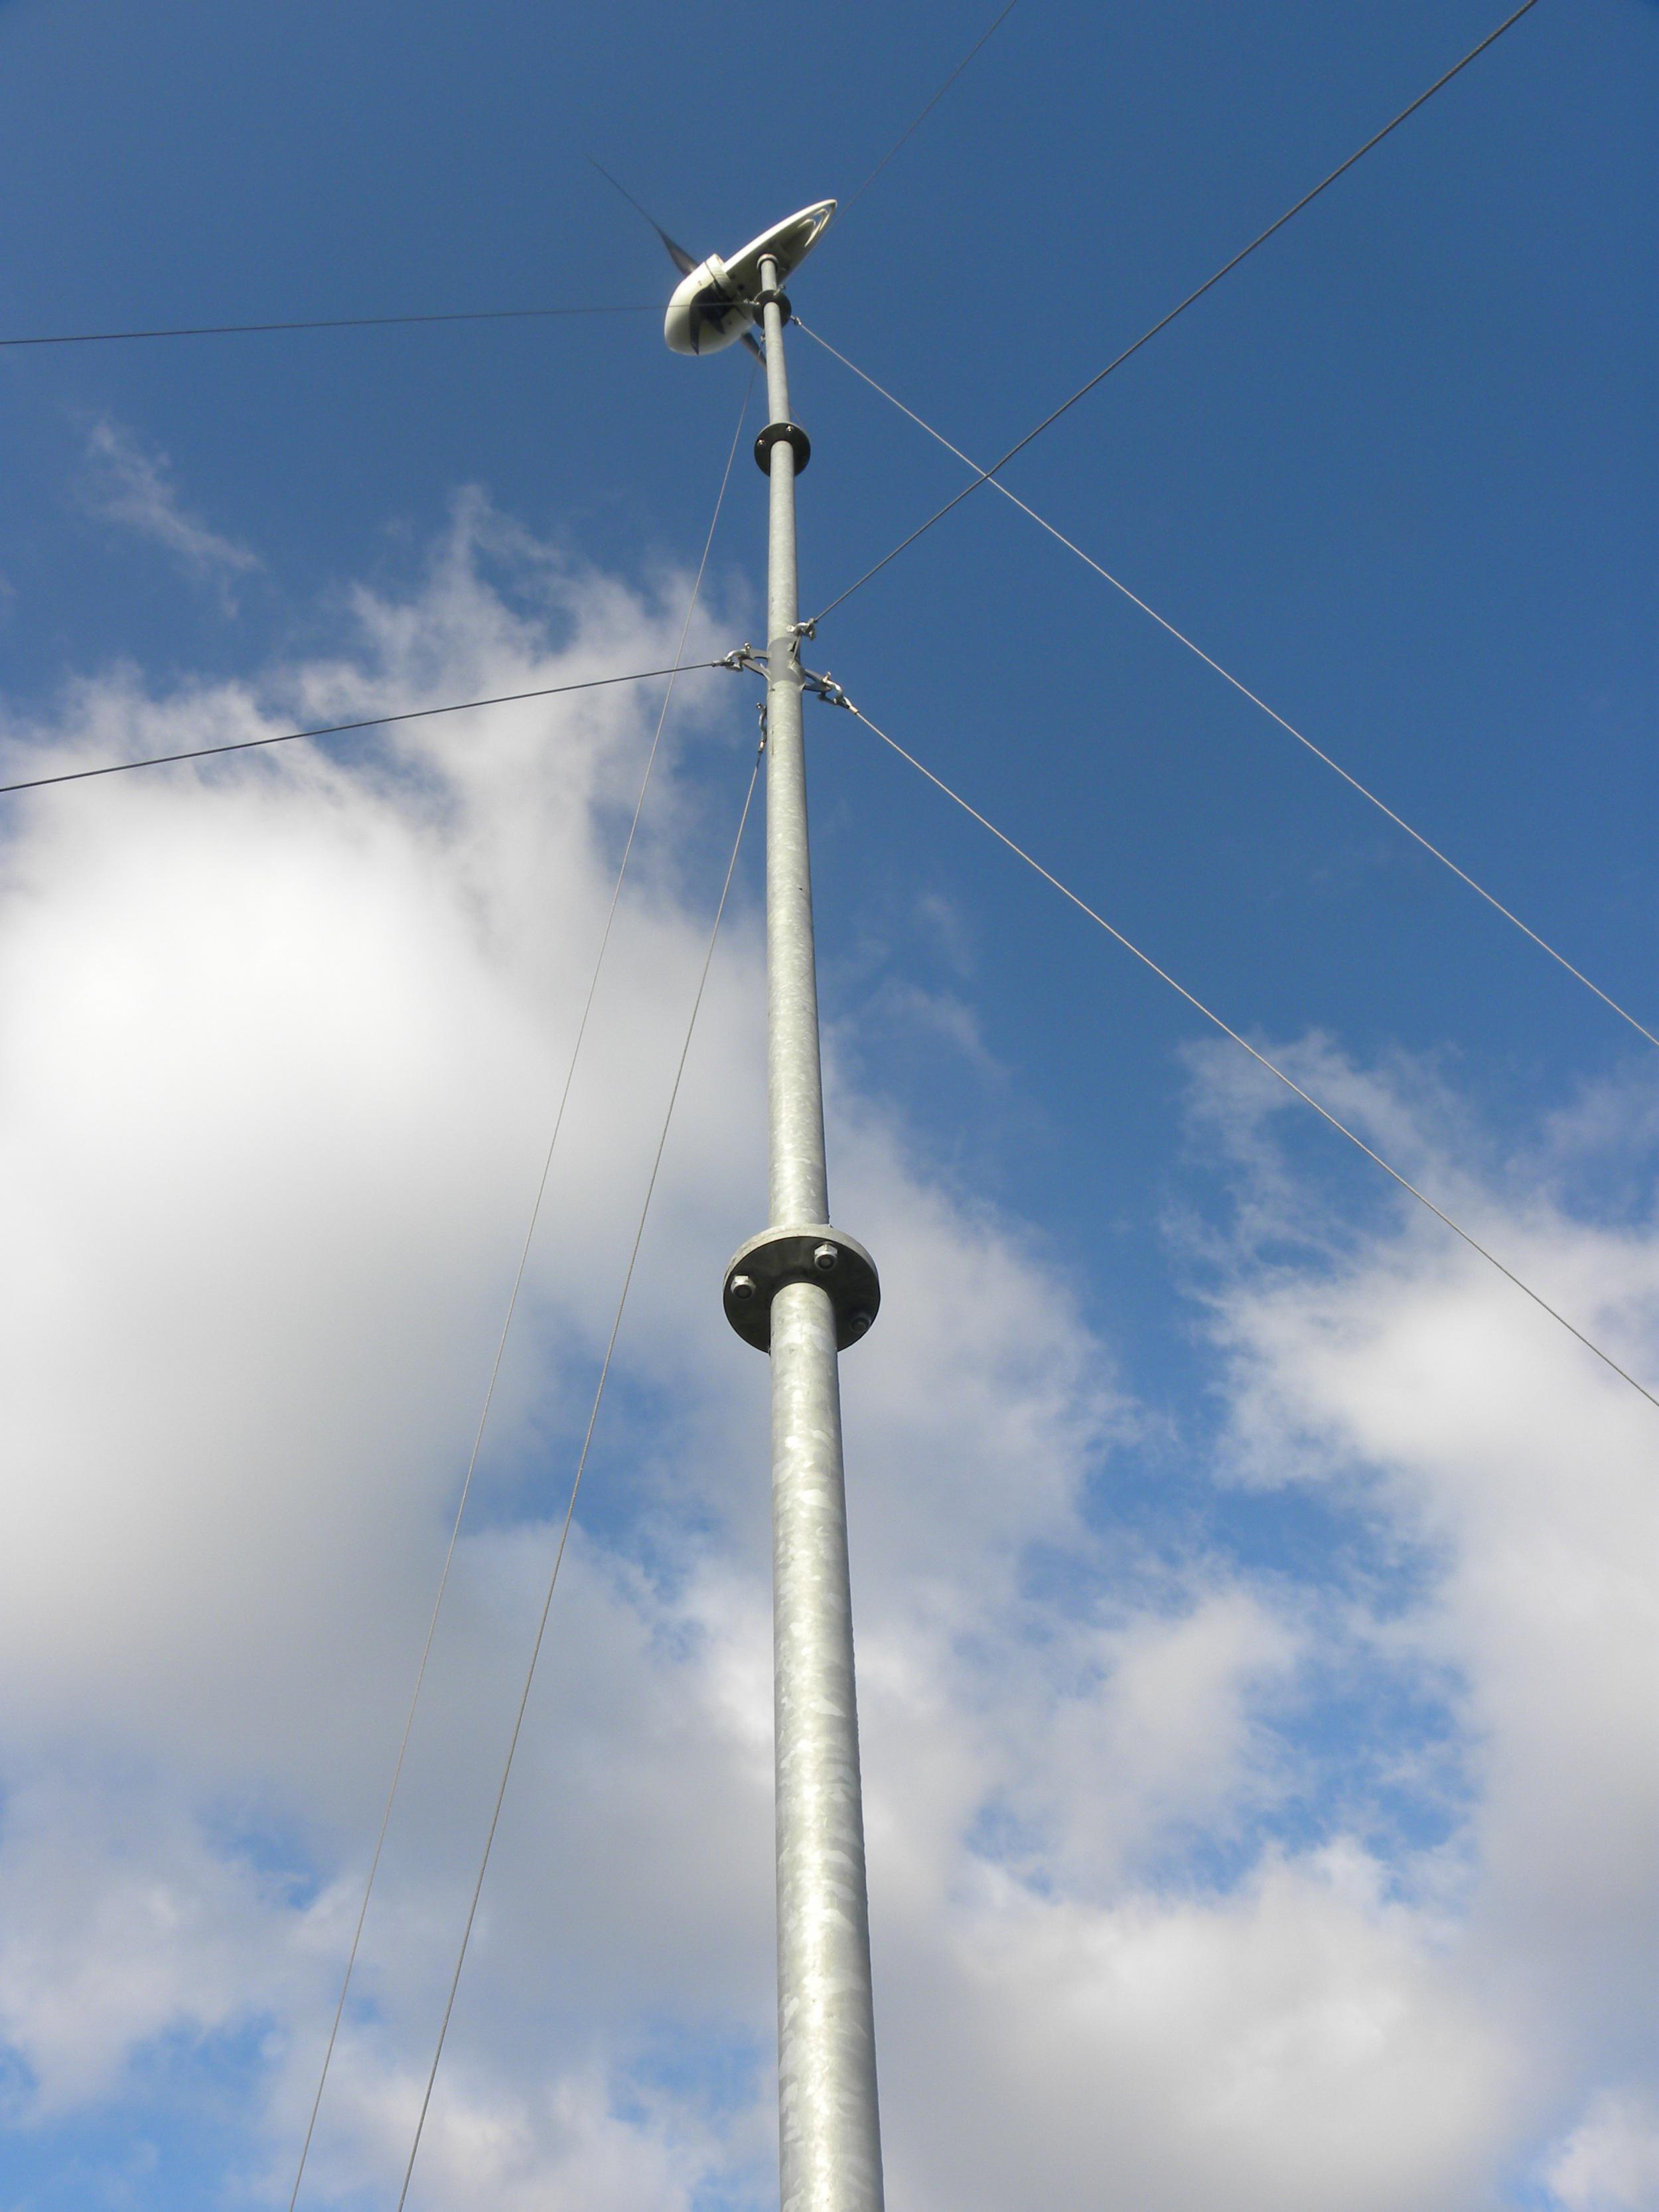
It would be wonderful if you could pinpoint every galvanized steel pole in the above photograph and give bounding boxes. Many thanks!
[748,252,886,2212]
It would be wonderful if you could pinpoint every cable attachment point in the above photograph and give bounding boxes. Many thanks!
[788,618,818,641]
[800,664,853,712]
[722,639,850,712]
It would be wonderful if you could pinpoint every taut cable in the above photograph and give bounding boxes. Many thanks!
[392,748,761,2209]
[285,373,755,2209]
[849,700,1659,1414]
[796,315,1656,1054]
[809,0,1545,625]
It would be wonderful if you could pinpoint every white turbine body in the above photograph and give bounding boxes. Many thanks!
[663,199,835,355]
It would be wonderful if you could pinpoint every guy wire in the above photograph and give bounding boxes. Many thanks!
[394,745,761,2211]
[841,0,1022,212]
[796,316,1656,1053]
[849,701,1659,1414]
[0,662,727,799]
[285,369,755,2211]
[0,304,658,350]
[810,0,1544,625]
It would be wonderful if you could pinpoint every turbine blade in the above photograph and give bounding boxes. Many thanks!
[589,157,699,275]
[741,330,765,362]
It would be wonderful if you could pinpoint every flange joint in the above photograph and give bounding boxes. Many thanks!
[755,420,811,474]
[723,1224,879,1352]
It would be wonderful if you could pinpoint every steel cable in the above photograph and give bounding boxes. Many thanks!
[840,0,1022,213]
[393,746,760,2211]
[0,664,728,800]
[848,700,1659,1414]
[809,0,1544,625]
[285,371,755,2209]
[797,317,1656,1053]
[0,304,657,350]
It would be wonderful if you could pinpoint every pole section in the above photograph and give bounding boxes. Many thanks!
[756,253,886,2212]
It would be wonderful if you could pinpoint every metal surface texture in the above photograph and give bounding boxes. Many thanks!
[770,1278,885,2212]
[757,252,887,2212]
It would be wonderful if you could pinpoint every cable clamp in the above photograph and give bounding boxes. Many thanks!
[720,641,850,713]
[800,664,853,712]
[788,618,818,641]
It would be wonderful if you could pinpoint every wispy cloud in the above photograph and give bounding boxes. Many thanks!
[80,417,260,599]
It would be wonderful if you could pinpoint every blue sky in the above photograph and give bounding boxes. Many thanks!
[0,2,1654,2209]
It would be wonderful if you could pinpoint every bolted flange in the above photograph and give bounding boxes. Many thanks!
[755,419,811,474]
[723,1224,879,1353]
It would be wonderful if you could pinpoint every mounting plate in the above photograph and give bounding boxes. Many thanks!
[755,420,812,473]
[723,1224,880,1353]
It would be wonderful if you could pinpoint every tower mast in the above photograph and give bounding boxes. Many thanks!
[667,202,885,2212]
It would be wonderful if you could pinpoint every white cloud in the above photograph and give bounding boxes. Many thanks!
[80,416,261,593]
[877,1844,1522,2212]
[0,501,1654,2210]
[0,1768,299,2113]
[1548,2090,1659,2211]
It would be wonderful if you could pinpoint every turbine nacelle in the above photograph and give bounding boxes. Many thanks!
[664,200,835,356]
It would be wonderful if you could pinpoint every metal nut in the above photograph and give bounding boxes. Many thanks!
[730,1274,757,1302]
[812,1242,838,1274]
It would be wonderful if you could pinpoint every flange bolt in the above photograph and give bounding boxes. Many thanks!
[721,1225,880,1353]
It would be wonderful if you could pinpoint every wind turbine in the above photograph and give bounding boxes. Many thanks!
[645,189,887,2212]
[589,159,770,361]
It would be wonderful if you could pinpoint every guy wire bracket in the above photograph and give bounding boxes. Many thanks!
[801,665,853,711]
[787,615,855,708]
[719,638,854,715]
